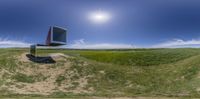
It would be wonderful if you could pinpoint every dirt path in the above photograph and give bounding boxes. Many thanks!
[2,53,93,95]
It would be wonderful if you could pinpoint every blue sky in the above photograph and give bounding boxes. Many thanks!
[1,0,200,48]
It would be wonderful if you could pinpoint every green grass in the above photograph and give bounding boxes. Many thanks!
[56,75,65,86]
[2,48,200,98]
[33,49,200,96]
[12,73,35,83]
[37,48,200,66]
[77,49,200,66]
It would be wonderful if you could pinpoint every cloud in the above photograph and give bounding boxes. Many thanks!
[153,38,200,48]
[69,39,135,49]
[0,38,30,48]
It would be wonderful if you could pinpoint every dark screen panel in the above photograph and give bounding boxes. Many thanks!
[53,27,66,42]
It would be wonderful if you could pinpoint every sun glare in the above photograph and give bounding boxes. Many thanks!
[89,11,111,24]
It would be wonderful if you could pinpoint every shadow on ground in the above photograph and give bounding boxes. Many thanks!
[26,54,56,63]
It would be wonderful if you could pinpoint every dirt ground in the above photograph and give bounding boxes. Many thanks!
[0,53,197,99]
[1,53,93,95]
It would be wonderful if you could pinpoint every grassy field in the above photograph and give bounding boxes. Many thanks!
[1,48,200,98]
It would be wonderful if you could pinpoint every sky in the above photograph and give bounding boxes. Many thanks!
[1,0,200,48]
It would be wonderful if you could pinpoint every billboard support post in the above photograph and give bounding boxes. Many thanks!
[30,45,36,57]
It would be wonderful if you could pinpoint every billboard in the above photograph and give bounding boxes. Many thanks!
[46,26,67,46]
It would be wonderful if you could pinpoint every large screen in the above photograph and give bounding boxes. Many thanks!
[52,27,67,43]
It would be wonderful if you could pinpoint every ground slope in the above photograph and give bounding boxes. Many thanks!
[0,48,200,98]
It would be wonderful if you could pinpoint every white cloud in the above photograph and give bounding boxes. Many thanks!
[153,38,200,48]
[5,37,200,49]
[69,39,135,49]
[0,38,30,48]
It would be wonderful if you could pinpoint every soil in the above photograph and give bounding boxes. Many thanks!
[1,53,94,95]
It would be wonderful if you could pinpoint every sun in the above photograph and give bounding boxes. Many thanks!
[89,11,111,24]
